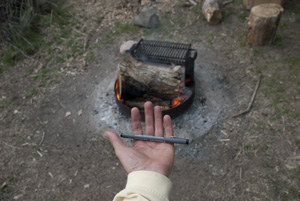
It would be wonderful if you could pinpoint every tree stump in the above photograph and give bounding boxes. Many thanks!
[247,3,284,46]
[202,0,222,25]
[118,56,182,100]
[243,0,284,10]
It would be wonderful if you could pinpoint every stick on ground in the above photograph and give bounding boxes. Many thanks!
[232,73,262,118]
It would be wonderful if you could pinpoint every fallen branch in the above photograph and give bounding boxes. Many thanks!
[232,73,262,118]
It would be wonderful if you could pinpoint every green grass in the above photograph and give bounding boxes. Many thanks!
[32,69,52,82]
[114,21,139,35]
[191,3,202,16]
[238,10,248,20]
[26,88,38,99]
[0,1,72,73]
[176,0,186,7]
[0,49,15,72]
[40,99,49,106]
[266,172,300,201]
[272,36,286,49]
[262,56,300,119]
[0,99,15,107]
[104,20,139,43]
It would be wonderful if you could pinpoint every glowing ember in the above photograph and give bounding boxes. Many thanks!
[171,97,185,108]
[115,80,124,102]
[115,80,188,108]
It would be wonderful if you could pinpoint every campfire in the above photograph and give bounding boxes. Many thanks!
[115,39,197,119]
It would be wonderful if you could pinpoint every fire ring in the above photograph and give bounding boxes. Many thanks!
[115,80,195,120]
[114,39,197,120]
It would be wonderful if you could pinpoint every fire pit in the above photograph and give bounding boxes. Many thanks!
[115,39,197,119]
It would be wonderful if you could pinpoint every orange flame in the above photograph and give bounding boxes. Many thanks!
[171,98,181,108]
[115,80,124,102]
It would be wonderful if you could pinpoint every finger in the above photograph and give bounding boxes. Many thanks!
[104,131,131,167]
[163,115,173,138]
[144,101,154,136]
[131,107,143,134]
[154,106,163,137]
[104,131,126,151]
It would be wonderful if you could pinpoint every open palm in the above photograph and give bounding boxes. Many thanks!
[104,102,175,177]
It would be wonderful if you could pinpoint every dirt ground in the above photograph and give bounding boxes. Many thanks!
[1,0,300,200]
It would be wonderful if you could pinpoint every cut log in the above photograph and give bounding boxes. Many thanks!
[202,0,222,25]
[247,3,284,46]
[125,100,171,110]
[118,56,182,100]
[243,0,284,10]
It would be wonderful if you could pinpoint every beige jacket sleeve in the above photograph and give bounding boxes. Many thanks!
[113,171,172,201]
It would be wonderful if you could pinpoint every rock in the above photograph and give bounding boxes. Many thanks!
[133,9,159,29]
[120,40,137,54]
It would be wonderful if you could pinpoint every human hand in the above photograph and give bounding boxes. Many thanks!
[104,101,175,177]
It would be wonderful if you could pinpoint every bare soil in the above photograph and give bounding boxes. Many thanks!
[1,0,300,200]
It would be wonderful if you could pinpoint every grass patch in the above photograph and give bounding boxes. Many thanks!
[0,49,15,72]
[266,173,300,201]
[0,99,15,107]
[32,69,56,85]
[272,36,286,49]
[105,21,139,43]
[0,1,71,73]
[26,87,38,99]
[114,21,139,35]
[176,0,186,7]
[238,11,248,21]
[263,57,300,119]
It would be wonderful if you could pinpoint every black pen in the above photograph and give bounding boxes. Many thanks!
[120,133,189,145]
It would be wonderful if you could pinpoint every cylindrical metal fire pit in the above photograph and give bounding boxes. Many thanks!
[115,39,197,120]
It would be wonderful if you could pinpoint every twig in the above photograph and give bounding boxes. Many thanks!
[232,73,262,118]
[1,141,19,149]
[57,98,66,109]
[240,167,242,180]
[9,43,31,60]
[38,131,45,146]
[188,0,197,6]
[21,35,33,47]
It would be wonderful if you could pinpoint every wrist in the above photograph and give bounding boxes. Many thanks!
[126,162,172,177]
[125,171,172,200]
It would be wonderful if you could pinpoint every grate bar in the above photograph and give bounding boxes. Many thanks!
[131,39,191,65]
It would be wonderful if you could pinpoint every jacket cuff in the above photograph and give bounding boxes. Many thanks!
[125,171,172,201]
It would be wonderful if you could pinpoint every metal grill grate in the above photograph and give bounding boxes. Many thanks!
[130,39,191,65]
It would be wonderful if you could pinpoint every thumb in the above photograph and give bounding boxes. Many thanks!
[104,131,125,150]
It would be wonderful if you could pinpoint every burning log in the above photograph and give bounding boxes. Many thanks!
[202,0,222,25]
[125,99,171,110]
[118,56,182,100]
[247,3,284,46]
